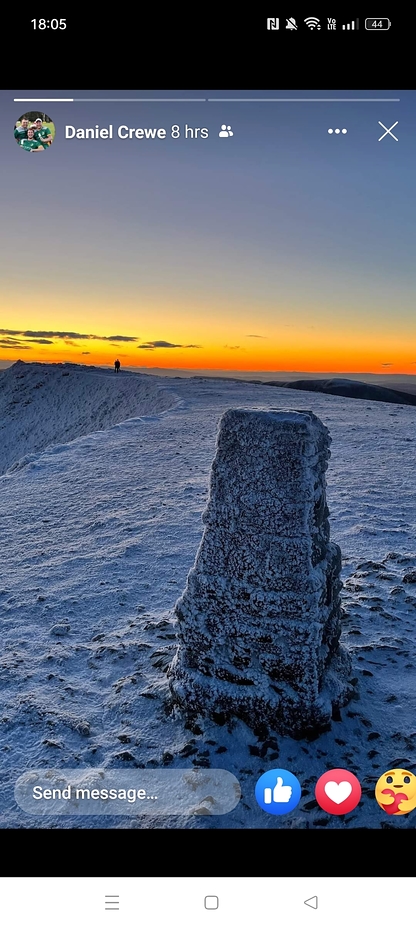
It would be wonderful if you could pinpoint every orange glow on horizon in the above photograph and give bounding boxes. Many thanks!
[1,308,416,374]
[1,338,416,375]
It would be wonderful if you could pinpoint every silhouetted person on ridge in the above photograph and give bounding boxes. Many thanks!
[114,359,120,373]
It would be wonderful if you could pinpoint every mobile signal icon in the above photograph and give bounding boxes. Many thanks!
[304,17,321,29]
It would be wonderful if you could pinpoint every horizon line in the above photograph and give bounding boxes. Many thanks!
[2,359,416,377]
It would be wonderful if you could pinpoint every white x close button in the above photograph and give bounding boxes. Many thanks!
[378,120,398,141]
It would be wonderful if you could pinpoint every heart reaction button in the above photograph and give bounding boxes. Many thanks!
[315,768,361,815]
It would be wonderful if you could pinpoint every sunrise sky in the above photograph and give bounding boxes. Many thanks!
[1,89,415,372]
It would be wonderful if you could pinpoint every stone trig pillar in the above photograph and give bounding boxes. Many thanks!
[168,408,352,735]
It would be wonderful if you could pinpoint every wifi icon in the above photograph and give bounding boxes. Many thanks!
[304,17,321,29]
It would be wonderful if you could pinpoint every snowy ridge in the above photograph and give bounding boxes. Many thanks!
[0,361,177,475]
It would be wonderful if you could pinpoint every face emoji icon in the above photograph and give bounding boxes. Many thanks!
[375,768,416,815]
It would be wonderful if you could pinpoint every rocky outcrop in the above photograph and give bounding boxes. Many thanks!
[168,408,352,735]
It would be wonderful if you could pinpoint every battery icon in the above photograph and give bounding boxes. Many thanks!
[365,18,391,29]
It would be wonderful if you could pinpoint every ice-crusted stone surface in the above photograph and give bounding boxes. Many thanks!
[168,408,352,735]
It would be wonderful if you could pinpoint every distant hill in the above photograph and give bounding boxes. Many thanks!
[263,378,416,406]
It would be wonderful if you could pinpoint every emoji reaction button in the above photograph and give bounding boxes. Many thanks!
[255,768,302,815]
[375,768,416,815]
[315,768,361,815]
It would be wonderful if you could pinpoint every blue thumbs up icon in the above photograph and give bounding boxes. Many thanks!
[255,768,302,815]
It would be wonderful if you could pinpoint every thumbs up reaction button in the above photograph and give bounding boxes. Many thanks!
[255,768,302,814]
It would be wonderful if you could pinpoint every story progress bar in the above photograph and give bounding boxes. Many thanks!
[14,97,401,103]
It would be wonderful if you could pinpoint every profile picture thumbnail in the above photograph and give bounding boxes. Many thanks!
[14,111,55,152]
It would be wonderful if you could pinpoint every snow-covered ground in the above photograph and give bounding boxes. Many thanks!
[1,363,416,829]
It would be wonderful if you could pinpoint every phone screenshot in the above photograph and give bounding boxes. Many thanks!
[1,10,414,921]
